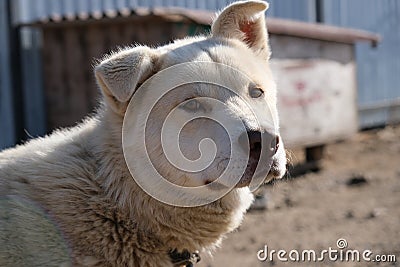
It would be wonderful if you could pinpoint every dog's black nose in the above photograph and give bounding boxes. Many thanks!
[239,130,279,155]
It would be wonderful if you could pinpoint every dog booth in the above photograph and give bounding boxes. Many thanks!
[25,7,379,159]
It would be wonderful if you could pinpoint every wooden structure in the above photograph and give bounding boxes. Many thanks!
[30,8,378,152]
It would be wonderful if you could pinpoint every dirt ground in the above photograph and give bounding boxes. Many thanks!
[199,125,400,267]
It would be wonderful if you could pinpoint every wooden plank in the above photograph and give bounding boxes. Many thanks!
[64,27,88,125]
[86,24,107,109]
[42,28,68,129]
[107,22,126,49]
[122,20,140,44]
[120,21,136,46]
[76,25,94,113]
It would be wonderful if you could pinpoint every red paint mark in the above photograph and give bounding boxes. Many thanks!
[294,81,307,92]
[281,91,323,107]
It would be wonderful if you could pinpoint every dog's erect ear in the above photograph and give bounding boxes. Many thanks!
[212,0,270,59]
[95,46,158,114]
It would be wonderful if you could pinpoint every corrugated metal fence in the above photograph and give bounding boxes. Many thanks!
[322,0,400,127]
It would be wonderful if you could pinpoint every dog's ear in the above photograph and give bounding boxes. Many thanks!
[95,46,158,114]
[212,0,270,59]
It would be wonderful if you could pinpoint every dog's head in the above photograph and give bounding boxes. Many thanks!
[95,1,286,204]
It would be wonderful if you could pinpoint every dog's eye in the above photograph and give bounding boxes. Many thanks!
[250,87,264,98]
[181,99,202,112]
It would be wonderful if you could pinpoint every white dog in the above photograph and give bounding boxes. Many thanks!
[0,1,286,266]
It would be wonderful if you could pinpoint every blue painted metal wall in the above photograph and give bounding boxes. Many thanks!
[267,0,316,22]
[0,0,16,149]
[321,0,400,127]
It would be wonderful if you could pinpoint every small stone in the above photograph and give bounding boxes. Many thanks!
[367,208,386,219]
[284,197,294,207]
[346,174,368,187]
[345,210,354,219]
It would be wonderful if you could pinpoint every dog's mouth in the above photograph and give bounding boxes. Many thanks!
[235,143,262,188]
[204,150,283,190]
[235,141,285,188]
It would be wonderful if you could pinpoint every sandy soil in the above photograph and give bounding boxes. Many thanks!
[199,125,400,267]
